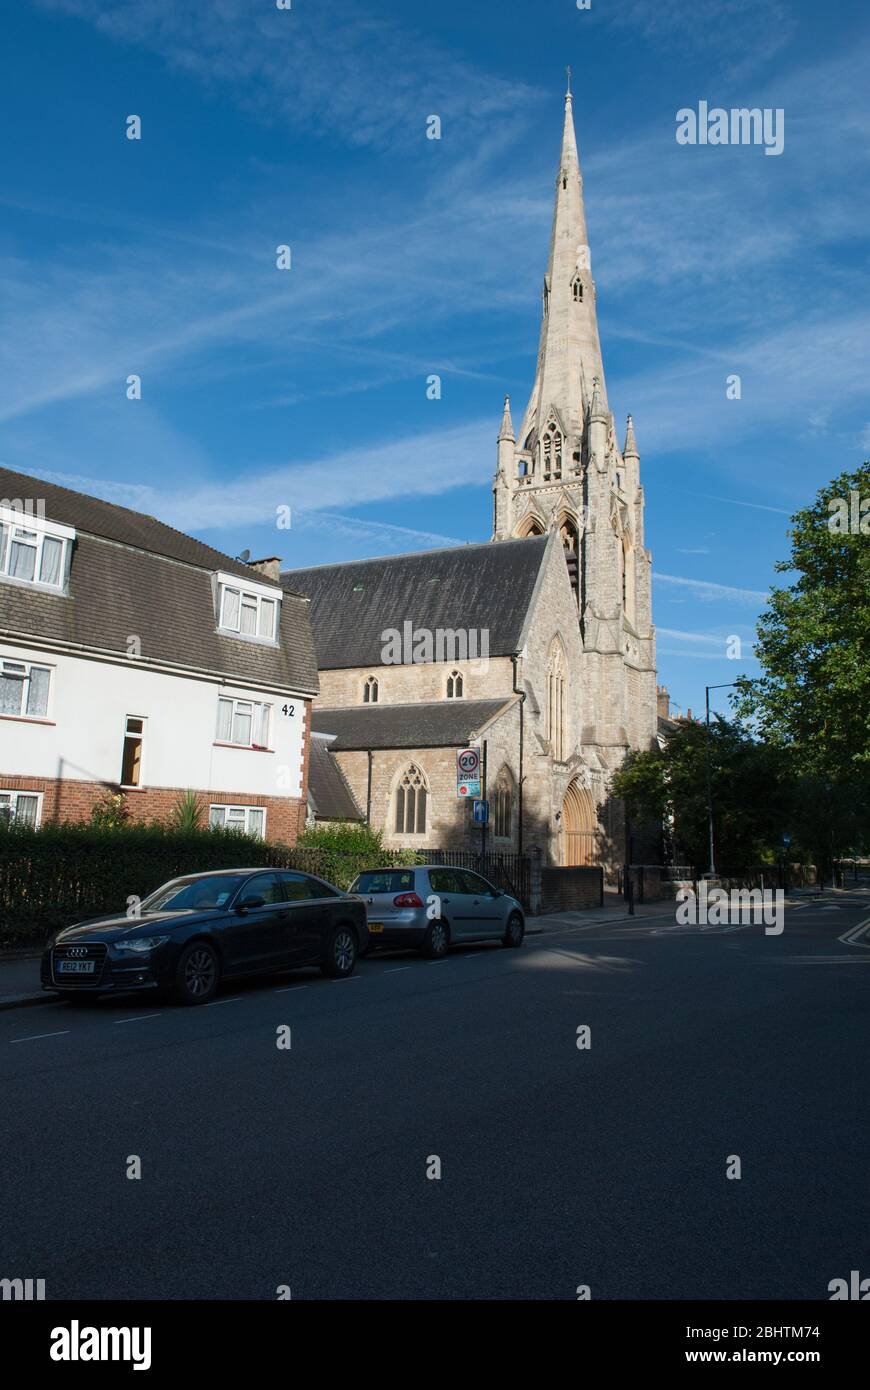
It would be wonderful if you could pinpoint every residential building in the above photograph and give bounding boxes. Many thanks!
[0,468,318,839]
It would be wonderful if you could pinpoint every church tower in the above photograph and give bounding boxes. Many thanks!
[492,84,657,756]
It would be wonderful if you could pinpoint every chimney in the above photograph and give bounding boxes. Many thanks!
[656,683,671,719]
[247,556,282,584]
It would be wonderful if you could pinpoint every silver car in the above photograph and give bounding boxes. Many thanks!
[349,864,525,958]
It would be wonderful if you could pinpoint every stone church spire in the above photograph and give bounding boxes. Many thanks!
[490,85,657,767]
[516,86,607,455]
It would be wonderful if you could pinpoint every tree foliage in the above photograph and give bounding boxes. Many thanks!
[734,462,870,781]
[613,717,791,870]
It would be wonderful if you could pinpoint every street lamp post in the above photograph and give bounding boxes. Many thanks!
[705,681,742,879]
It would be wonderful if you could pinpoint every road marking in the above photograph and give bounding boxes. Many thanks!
[383,966,412,973]
[206,996,243,1007]
[114,1013,163,1025]
[426,959,449,965]
[839,917,870,949]
[11,1029,70,1043]
[332,976,362,982]
[274,984,309,993]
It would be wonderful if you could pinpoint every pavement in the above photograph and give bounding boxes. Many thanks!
[1,885,869,1299]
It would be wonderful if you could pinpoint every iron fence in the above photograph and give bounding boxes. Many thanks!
[422,849,531,909]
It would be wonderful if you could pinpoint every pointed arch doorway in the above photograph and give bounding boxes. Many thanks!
[560,778,599,866]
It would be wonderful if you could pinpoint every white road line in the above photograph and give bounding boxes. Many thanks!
[839,916,870,949]
[332,976,362,982]
[114,1013,163,1025]
[274,984,309,993]
[383,967,412,973]
[206,997,243,1007]
[11,1029,70,1043]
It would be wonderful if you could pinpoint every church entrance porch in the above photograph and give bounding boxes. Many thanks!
[559,777,600,866]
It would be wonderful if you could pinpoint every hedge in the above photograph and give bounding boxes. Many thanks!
[0,821,419,948]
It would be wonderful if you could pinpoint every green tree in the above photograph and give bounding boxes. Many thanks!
[734,462,870,781]
[613,717,791,870]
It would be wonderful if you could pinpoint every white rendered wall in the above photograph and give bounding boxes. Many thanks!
[0,642,306,799]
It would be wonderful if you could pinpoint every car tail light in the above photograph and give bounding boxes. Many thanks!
[393,892,424,908]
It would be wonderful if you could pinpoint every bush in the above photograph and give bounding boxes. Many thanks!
[296,822,420,889]
[0,818,422,948]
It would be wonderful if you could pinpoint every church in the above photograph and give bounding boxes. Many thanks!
[283,88,658,870]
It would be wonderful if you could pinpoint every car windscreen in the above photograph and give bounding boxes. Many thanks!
[351,869,417,895]
[140,874,247,912]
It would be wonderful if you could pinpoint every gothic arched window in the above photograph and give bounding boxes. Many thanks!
[494,769,514,840]
[571,275,583,302]
[542,424,562,481]
[546,640,567,762]
[363,675,379,704]
[446,670,463,699]
[394,764,428,835]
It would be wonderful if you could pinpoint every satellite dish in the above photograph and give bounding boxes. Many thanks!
[237,549,251,564]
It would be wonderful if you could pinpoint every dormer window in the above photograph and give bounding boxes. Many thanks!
[0,508,74,592]
[216,572,280,642]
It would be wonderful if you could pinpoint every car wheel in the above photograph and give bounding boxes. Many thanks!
[502,912,525,948]
[321,924,358,978]
[174,940,220,1005]
[421,919,449,958]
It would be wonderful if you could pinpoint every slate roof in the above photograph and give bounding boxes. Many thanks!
[307,735,364,822]
[0,466,319,694]
[281,535,550,670]
[311,698,517,750]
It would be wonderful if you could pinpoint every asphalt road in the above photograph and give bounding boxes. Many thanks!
[1,891,868,1300]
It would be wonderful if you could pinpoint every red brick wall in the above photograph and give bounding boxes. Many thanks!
[0,773,304,845]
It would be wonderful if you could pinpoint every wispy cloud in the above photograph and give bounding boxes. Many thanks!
[13,419,494,534]
[654,572,768,604]
[38,0,535,150]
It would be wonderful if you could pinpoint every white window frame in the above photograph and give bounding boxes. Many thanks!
[0,507,74,593]
[215,570,281,643]
[209,804,266,838]
[216,695,272,750]
[0,658,52,720]
[120,715,146,788]
[0,789,43,827]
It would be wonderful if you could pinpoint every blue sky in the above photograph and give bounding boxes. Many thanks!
[1,0,869,719]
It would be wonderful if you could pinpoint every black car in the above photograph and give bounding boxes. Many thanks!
[41,868,367,1005]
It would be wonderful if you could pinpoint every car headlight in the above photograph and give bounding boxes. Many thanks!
[114,936,170,954]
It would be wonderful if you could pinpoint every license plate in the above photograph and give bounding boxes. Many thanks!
[368,923,384,933]
[57,960,95,974]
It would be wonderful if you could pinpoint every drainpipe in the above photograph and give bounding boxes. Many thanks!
[512,653,526,855]
[366,751,373,826]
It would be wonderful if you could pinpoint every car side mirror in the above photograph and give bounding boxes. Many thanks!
[237,896,265,912]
